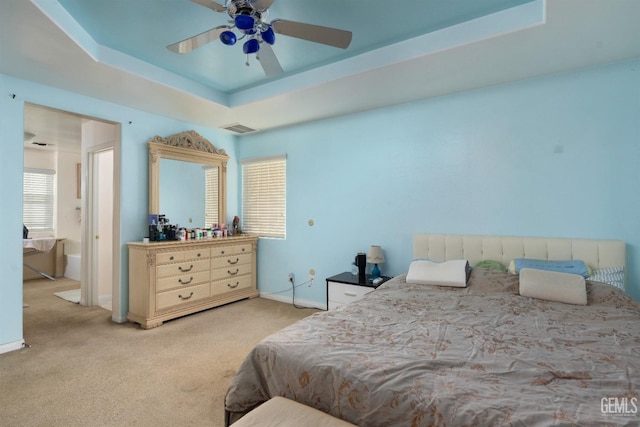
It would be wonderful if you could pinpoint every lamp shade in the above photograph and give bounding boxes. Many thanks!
[243,39,260,54]
[220,31,237,46]
[367,245,385,264]
[235,15,255,31]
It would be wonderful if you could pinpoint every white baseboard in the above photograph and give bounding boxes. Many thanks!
[259,293,327,310]
[0,339,26,355]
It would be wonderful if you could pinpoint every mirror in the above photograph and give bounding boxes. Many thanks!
[149,130,227,228]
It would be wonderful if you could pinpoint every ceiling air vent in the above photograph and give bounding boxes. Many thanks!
[222,123,258,134]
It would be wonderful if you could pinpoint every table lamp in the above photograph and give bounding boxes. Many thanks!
[367,245,385,279]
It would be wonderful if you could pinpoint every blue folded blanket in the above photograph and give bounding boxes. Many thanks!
[509,258,590,278]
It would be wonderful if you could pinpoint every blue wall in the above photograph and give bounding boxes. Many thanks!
[0,74,238,349]
[237,58,640,306]
[1,57,639,351]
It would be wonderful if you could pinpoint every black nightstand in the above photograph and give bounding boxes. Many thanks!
[325,272,391,310]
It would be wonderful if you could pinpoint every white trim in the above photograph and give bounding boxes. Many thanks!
[241,154,287,164]
[259,293,326,310]
[0,339,26,355]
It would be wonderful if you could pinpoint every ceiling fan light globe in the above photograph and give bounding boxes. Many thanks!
[261,27,275,45]
[243,38,260,54]
[235,15,255,31]
[220,31,237,45]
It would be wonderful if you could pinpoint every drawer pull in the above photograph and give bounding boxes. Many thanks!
[227,282,239,289]
[169,256,175,261]
[227,258,239,265]
[227,268,239,276]
[197,252,202,258]
[179,277,194,285]
[178,292,194,301]
[344,292,357,297]
[221,250,225,254]
[179,264,193,272]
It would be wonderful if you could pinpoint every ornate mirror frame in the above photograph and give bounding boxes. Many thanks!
[148,130,228,224]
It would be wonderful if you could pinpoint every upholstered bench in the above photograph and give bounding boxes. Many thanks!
[231,396,356,427]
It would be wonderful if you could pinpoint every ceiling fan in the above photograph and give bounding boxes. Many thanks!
[167,0,353,77]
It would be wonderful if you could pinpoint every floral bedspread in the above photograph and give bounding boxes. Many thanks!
[225,269,640,426]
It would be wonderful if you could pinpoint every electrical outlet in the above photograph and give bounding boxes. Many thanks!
[308,268,315,287]
[288,272,295,284]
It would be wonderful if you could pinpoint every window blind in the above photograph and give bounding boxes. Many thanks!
[241,155,286,239]
[204,166,219,226]
[23,168,55,231]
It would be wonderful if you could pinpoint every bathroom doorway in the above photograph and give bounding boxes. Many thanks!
[23,103,121,318]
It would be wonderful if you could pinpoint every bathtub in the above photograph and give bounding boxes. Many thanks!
[64,240,81,281]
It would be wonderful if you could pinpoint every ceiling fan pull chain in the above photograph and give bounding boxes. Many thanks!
[245,55,251,67]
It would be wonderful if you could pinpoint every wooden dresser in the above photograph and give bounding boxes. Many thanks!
[127,235,258,328]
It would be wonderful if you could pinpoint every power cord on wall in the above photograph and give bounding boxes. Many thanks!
[259,277,316,310]
[289,276,315,310]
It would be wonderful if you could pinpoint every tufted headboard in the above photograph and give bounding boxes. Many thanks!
[413,234,626,272]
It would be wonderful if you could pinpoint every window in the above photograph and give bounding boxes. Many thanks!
[204,166,219,226]
[23,168,55,232]
[241,155,286,239]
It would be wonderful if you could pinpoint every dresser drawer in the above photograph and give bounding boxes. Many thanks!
[328,282,374,306]
[156,283,210,310]
[128,236,258,329]
[211,275,253,296]
[156,270,210,292]
[211,263,252,281]
[156,258,210,279]
[210,243,252,257]
[156,248,209,265]
[210,253,252,269]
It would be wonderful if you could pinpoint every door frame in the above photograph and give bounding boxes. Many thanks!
[81,124,122,321]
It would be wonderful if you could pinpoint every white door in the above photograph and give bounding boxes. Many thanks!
[95,149,113,310]
[80,119,121,320]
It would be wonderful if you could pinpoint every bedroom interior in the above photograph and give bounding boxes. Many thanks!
[1,0,640,425]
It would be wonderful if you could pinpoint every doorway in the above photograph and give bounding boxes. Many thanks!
[86,147,114,310]
[23,103,121,318]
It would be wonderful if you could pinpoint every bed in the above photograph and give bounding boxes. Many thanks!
[225,234,639,426]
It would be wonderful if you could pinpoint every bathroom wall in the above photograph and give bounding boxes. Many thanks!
[56,150,82,242]
[23,148,81,240]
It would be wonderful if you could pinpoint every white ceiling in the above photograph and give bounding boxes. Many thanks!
[4,0,640,146]
[23,103,85,153]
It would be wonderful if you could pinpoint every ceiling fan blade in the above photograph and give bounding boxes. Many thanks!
[257,43,284,77]
[189,0,226,13]
[270,19,352,49]
[167,25,231,54]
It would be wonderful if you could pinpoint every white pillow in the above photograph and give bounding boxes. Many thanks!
[519,268,587,305]
[406,259,470,288]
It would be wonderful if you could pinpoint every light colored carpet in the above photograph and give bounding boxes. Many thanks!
[54,288,116,311]
[2,277,317,427]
